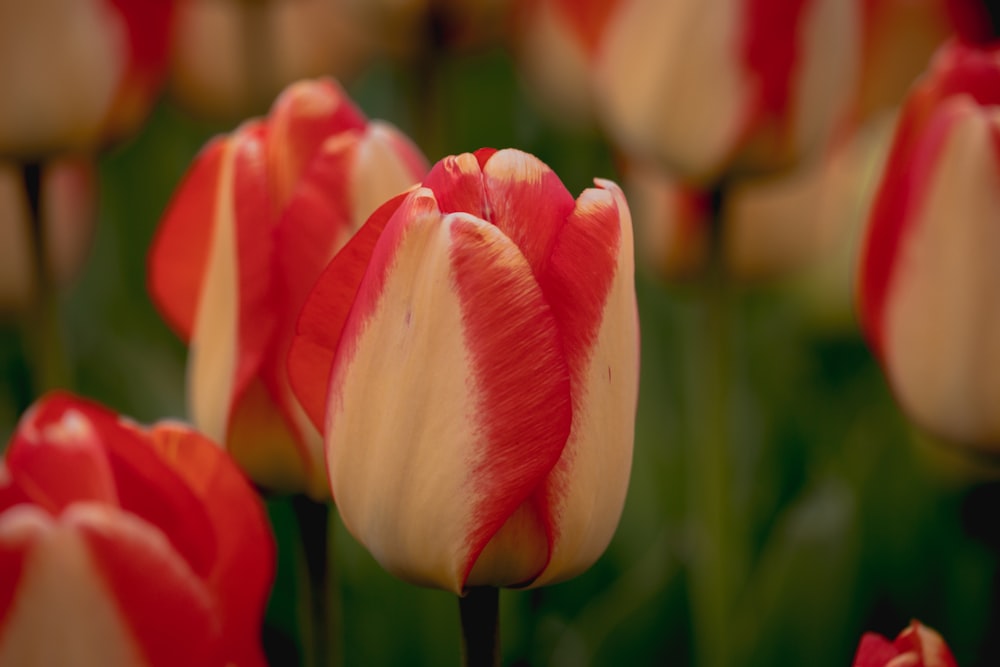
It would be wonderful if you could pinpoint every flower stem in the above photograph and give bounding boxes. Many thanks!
[293,495,339,667]
[459,586,500,667]
[686,186,741,667]
[19,162,70,401]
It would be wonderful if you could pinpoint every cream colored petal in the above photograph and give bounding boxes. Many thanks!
[187,140,239,447]
[533,180,639,586]
[884,101,1000,446]
[595,0,748,180]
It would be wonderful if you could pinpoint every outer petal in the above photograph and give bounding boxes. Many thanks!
[0,503,220,667]
[325,191,572,593]
[531,179,639,586]
[147,136,226,340]
[288,191,410,432]
[147,424,274,667]
[852,633,903,667]
[892,621,958,667]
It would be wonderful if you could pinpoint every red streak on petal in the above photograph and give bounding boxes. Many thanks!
[448,217,571,586]
[549,0,620,56]
[742,0,810,130]
[148,137,227,340]
[852,633,902,666]
[77,510,221,667]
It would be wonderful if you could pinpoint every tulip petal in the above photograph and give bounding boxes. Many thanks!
[147,424,274,667]
[852,633,901,667]
[288,191,411,432]
[480,148,577,275]
[532,180,639,586]
[326,198,571,592]
[73,503,221,667]
[147,136,226,340]
[4,396,119,514]
[0,505,147,667]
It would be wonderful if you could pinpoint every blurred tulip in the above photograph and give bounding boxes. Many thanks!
[0,392,274,667]
[0,0,174,158]
[0,159,97,313]
[169,0,374,121]
[149,78,427,497]
[288,148,639,593]
[852,621,957,667]
[582,0,864,184]
[859,40,1000,447]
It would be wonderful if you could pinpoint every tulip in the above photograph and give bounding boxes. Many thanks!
[148,77,428,497]
[0,392,274,667]
[580,0,864,183]
[858,40,1000,447]
[288,148,639,593]
[852,621,957,667]
[169,0,373,121]
[0,159,97,312]
[0,0,174,157]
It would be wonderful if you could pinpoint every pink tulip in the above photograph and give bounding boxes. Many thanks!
[859,40,1000,447]
[852,621,957,667]
[0,0,174,157]
[148,78,428,496]
[289,148,639,593]
[0,392,274,666]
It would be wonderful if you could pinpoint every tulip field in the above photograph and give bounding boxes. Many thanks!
[1,2,999,667]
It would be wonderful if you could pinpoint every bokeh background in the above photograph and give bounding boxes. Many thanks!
[2,1,999,666]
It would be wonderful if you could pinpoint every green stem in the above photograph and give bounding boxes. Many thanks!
[459,587,500,667]
[293,496,339,667]
[686,186,741,667]
[19,162,70,400]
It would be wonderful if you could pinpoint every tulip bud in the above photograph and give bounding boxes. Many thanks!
[0,392,274,667]
[0,0,174,158]
[148,77,428,497]
[852,621,957,667]
[858,40,1000,448]
[0,159,97,313]
[289,148,639,593]
[584,0,863,183]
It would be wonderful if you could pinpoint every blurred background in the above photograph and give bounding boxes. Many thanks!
[1,0,998,665]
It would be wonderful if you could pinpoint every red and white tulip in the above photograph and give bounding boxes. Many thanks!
[859,40,1000,447]
[148,77,428,497]
[0,392,274,667]
[289,148,639,593]
[852,621,957,667]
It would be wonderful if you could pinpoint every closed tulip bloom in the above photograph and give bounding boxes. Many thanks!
[0,0,174,157]
[572,0,863,183]
[0,393,274,667]
[289,148,639,593]
[149,78,427,497]
[852,621,957,667]
[859,40,1000,447]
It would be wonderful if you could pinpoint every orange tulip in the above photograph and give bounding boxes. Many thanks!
[0,392,274,666]
[149,78,428,496]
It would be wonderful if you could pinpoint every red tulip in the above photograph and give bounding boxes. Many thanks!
[148,77,428,496]
[852,621,957,667]
[0,392,274,667]
[0,0,174,157]
[289,148,639,593]
[858,40,1000,446]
